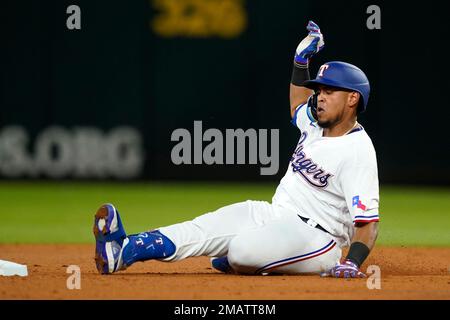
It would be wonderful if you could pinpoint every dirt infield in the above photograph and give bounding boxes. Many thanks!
[0,244,449,299]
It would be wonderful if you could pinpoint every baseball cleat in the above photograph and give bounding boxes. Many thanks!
[95,237,129,274]
[93,203,127,242]
[210,256,234,274]
[93,204,128,274]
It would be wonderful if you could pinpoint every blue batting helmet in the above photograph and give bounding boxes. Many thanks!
[302,61,370,112]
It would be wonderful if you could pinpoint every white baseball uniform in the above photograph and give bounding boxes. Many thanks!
[159,101,380,274]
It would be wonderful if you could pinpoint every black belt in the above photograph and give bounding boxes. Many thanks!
[298,215,330,234]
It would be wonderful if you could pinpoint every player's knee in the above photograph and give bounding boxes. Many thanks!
[227,237,259,274]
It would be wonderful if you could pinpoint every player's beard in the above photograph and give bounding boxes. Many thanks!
[317,106,346,129]
[317,119,332,128]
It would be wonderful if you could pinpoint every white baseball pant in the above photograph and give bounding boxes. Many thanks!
[158,200,341,274]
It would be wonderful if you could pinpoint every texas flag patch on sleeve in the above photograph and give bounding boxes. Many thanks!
[352,195,379,223]
[352,195,366,211]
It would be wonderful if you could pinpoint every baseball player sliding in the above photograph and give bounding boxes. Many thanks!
[93,20,379,278]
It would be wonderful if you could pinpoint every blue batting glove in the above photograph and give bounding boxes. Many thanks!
[329,260,366,279]
[294,20,325,65]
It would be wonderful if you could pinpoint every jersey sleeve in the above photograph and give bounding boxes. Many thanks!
[291,100,317,133]
[341,163,380,224]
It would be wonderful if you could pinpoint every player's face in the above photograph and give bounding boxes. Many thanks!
[315,85,355,128]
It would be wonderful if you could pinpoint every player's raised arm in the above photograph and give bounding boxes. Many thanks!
[290,21,324,118]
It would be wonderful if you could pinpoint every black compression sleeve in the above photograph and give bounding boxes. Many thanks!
[345,242,370,267]
[291,62,310,86]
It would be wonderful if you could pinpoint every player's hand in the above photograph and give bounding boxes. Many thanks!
[327,260,366,278]
[294,20,324,65]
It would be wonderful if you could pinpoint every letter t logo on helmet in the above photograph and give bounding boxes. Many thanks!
[318,64,329,77]
[301,61,371,112]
